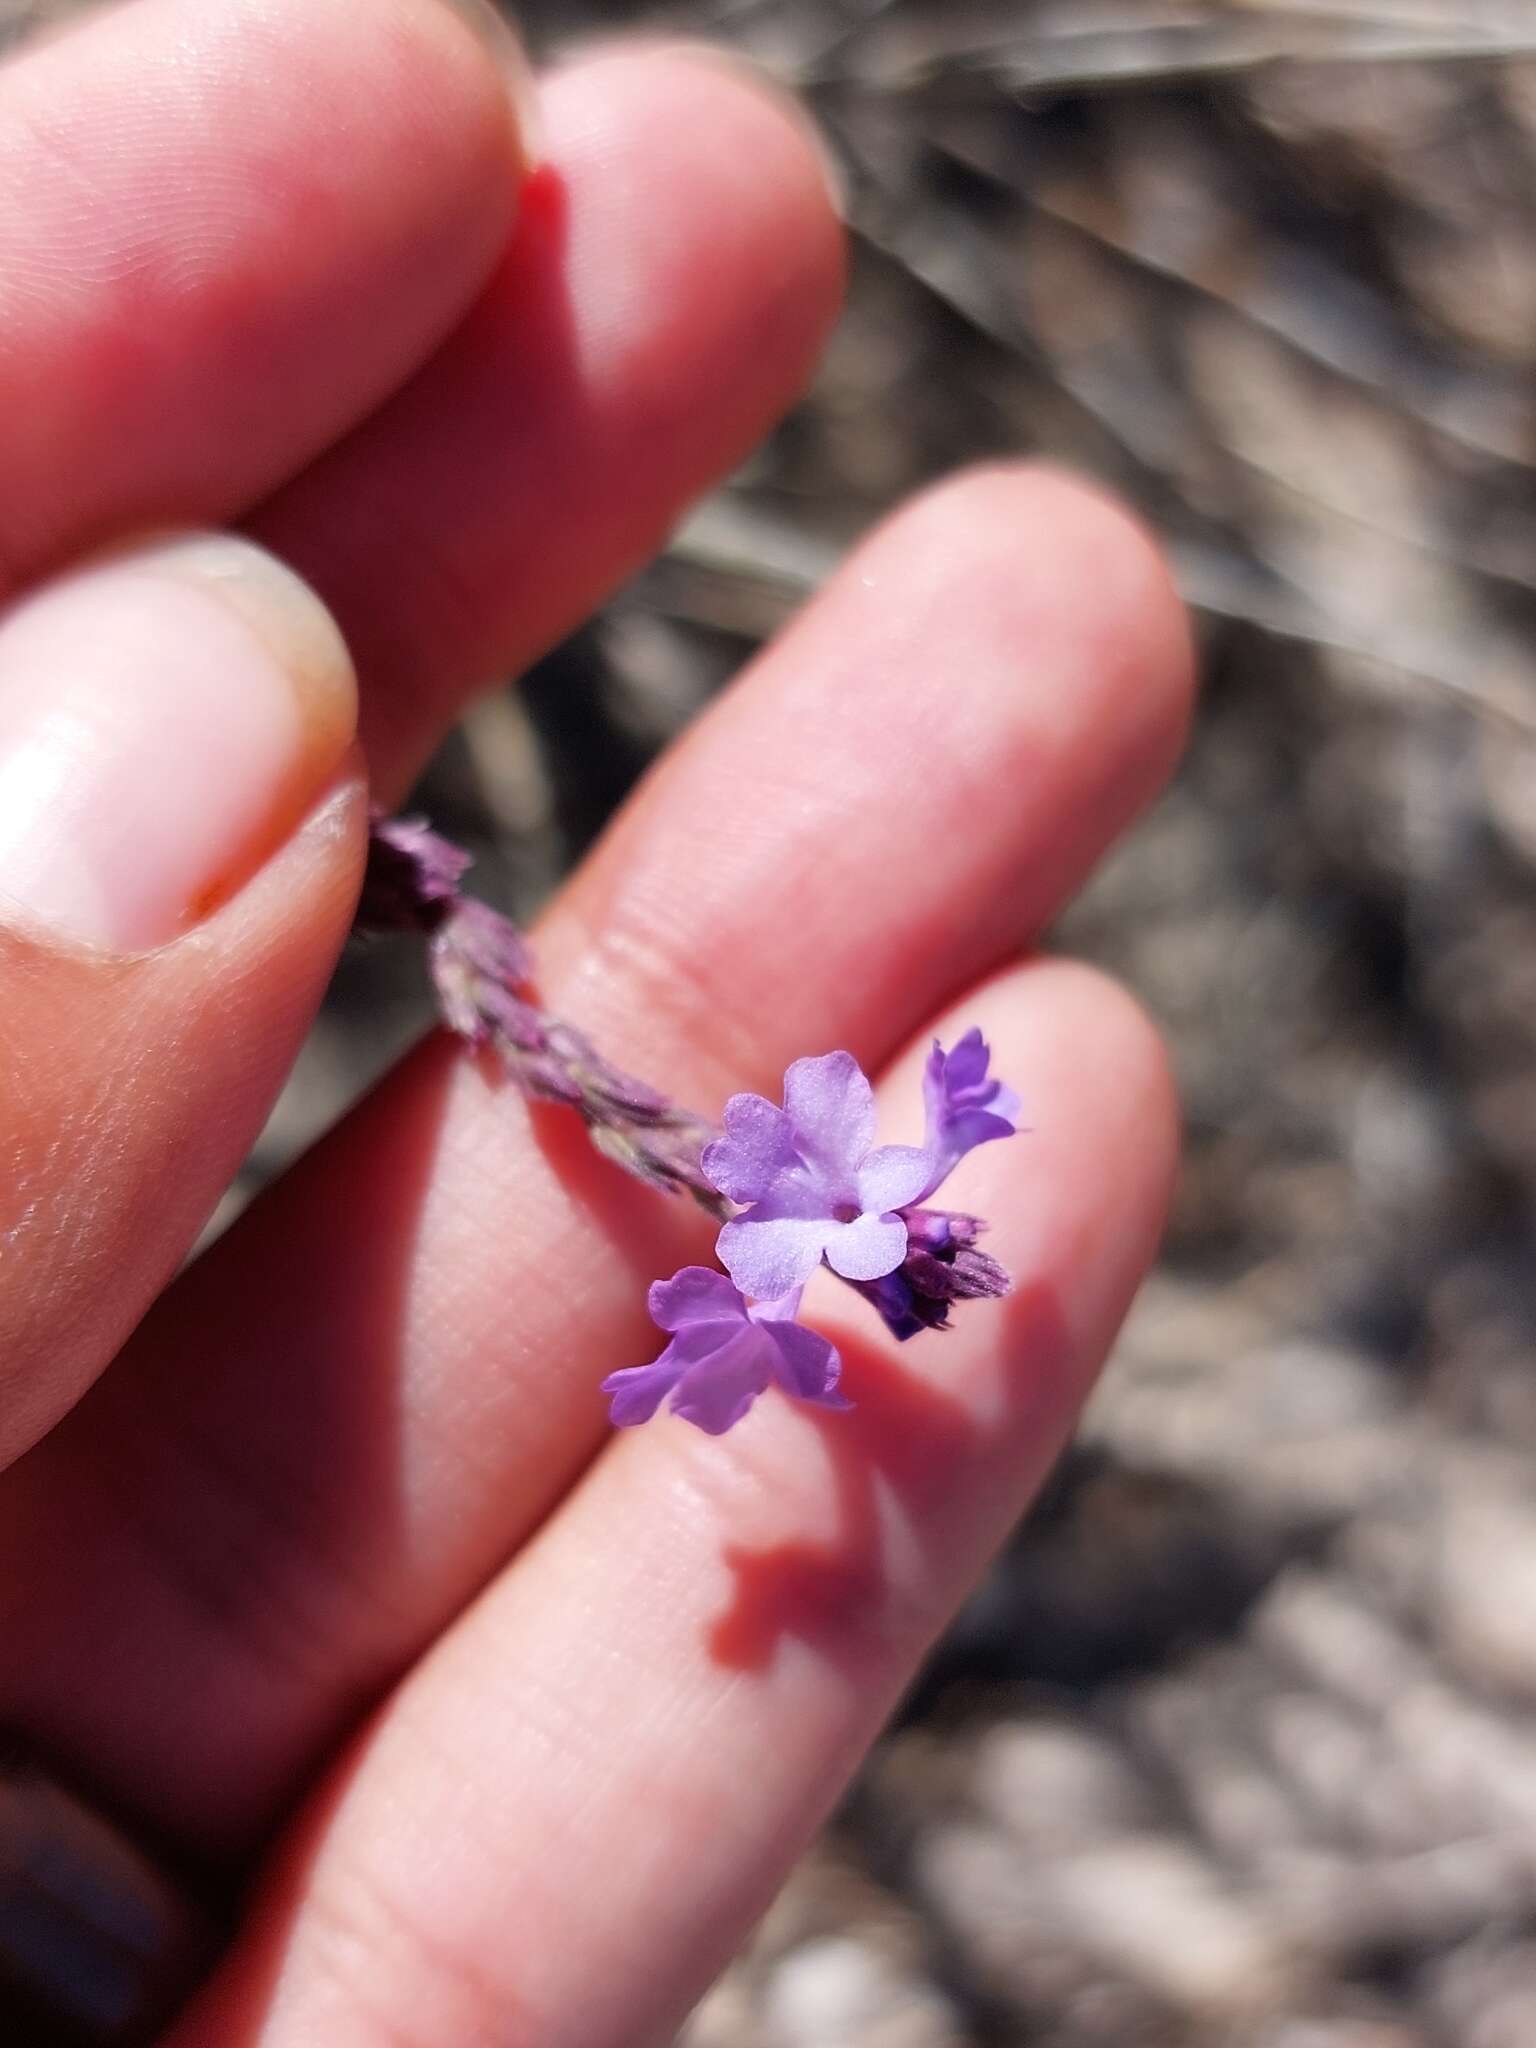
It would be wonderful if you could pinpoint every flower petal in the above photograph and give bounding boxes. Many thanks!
[857,1143,932,1215]
[763,1319,849,1409]
[782,1050,876,1181]
[601,1342,687,1428]
[701,1092,800,1205]
[647,1266,749,1332]
[824,1209,909,1283]
[926,1031,1021,1131]
[748,1287,805,1324]
[919,1031,1023,1198]
[717,1214,833,1301]
[944,1026,990,1092]
[944,1105,1019,1159]
[669,1325,774,1435]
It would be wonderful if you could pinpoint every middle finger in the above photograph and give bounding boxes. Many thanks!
[0,467,1191,1856]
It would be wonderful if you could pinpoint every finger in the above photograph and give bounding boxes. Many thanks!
[244,43,846,794]
[0,0,527,594]
[0,535,365,1467]
[176,959,1177,2048]
[0,467,1192,1848]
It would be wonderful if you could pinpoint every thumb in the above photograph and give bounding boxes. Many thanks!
[0,534,364,1467]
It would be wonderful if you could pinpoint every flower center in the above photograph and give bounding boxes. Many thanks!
[832,1200,861,1224]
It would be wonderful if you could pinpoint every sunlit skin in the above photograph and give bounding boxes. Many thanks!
[0,3,1193,2043]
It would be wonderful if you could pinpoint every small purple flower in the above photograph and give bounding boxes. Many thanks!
[601,1267,847,1435]
[704,1052,932,1302]
[919,1028,1021,1197]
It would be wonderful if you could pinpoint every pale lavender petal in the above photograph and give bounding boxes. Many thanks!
[747,1171,843,1224]
[764,1319,850,1409]
[669,1325,774,1435]
[857,1143,933,1216]
[782,1051,876,1181]
[701,1092,800,1204]
[718,1214,834,1300]
[824,1209,909,1282]
[647,1266,749,1332]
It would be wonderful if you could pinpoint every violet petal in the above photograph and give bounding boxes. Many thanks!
[668,1324,775,1435]
[762,1318,849,1408]
[782,1051,876,1181]
[648,1266,750,1331]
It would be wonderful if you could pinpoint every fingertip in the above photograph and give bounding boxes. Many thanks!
[1017,462,1197,758]
[626,39,849,222]
[542,38,847,349]
[928,953,1182,1329]
[0,0,534,580]
[405,0,542,179]
[870,461,1196,790]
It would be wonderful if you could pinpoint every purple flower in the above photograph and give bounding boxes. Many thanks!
[601,1267,847,1435]
[704,1052,932,1301]
[919,1029,1021,1198]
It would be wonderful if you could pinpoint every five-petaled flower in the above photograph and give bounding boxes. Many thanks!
[705,1051,934,1301]
[601,1267,848,1436]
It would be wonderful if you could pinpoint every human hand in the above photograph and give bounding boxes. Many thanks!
[0,1,1193,2041]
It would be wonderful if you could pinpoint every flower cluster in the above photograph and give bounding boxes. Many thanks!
[358,813,1022,1439]
[602,1033,1019,1435]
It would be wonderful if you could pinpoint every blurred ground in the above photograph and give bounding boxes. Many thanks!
[10,0,1536,2041]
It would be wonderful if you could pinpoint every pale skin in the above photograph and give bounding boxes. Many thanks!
[0,2,1195,2043]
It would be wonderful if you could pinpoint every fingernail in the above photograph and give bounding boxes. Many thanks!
[0,536,357,956]
[439,0,544,171]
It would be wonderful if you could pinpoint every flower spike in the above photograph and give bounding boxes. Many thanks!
[355,815,1023,1437]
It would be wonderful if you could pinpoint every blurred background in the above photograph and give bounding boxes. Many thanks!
[10,0,1536,2041]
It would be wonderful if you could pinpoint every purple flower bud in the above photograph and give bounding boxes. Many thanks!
[357,813,472,932]
[847,1205,1012,1342]
[918,1029,1022,1200]
[900,1206,986,1256]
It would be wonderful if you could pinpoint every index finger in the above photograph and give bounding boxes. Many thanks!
[0,0,527,593]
